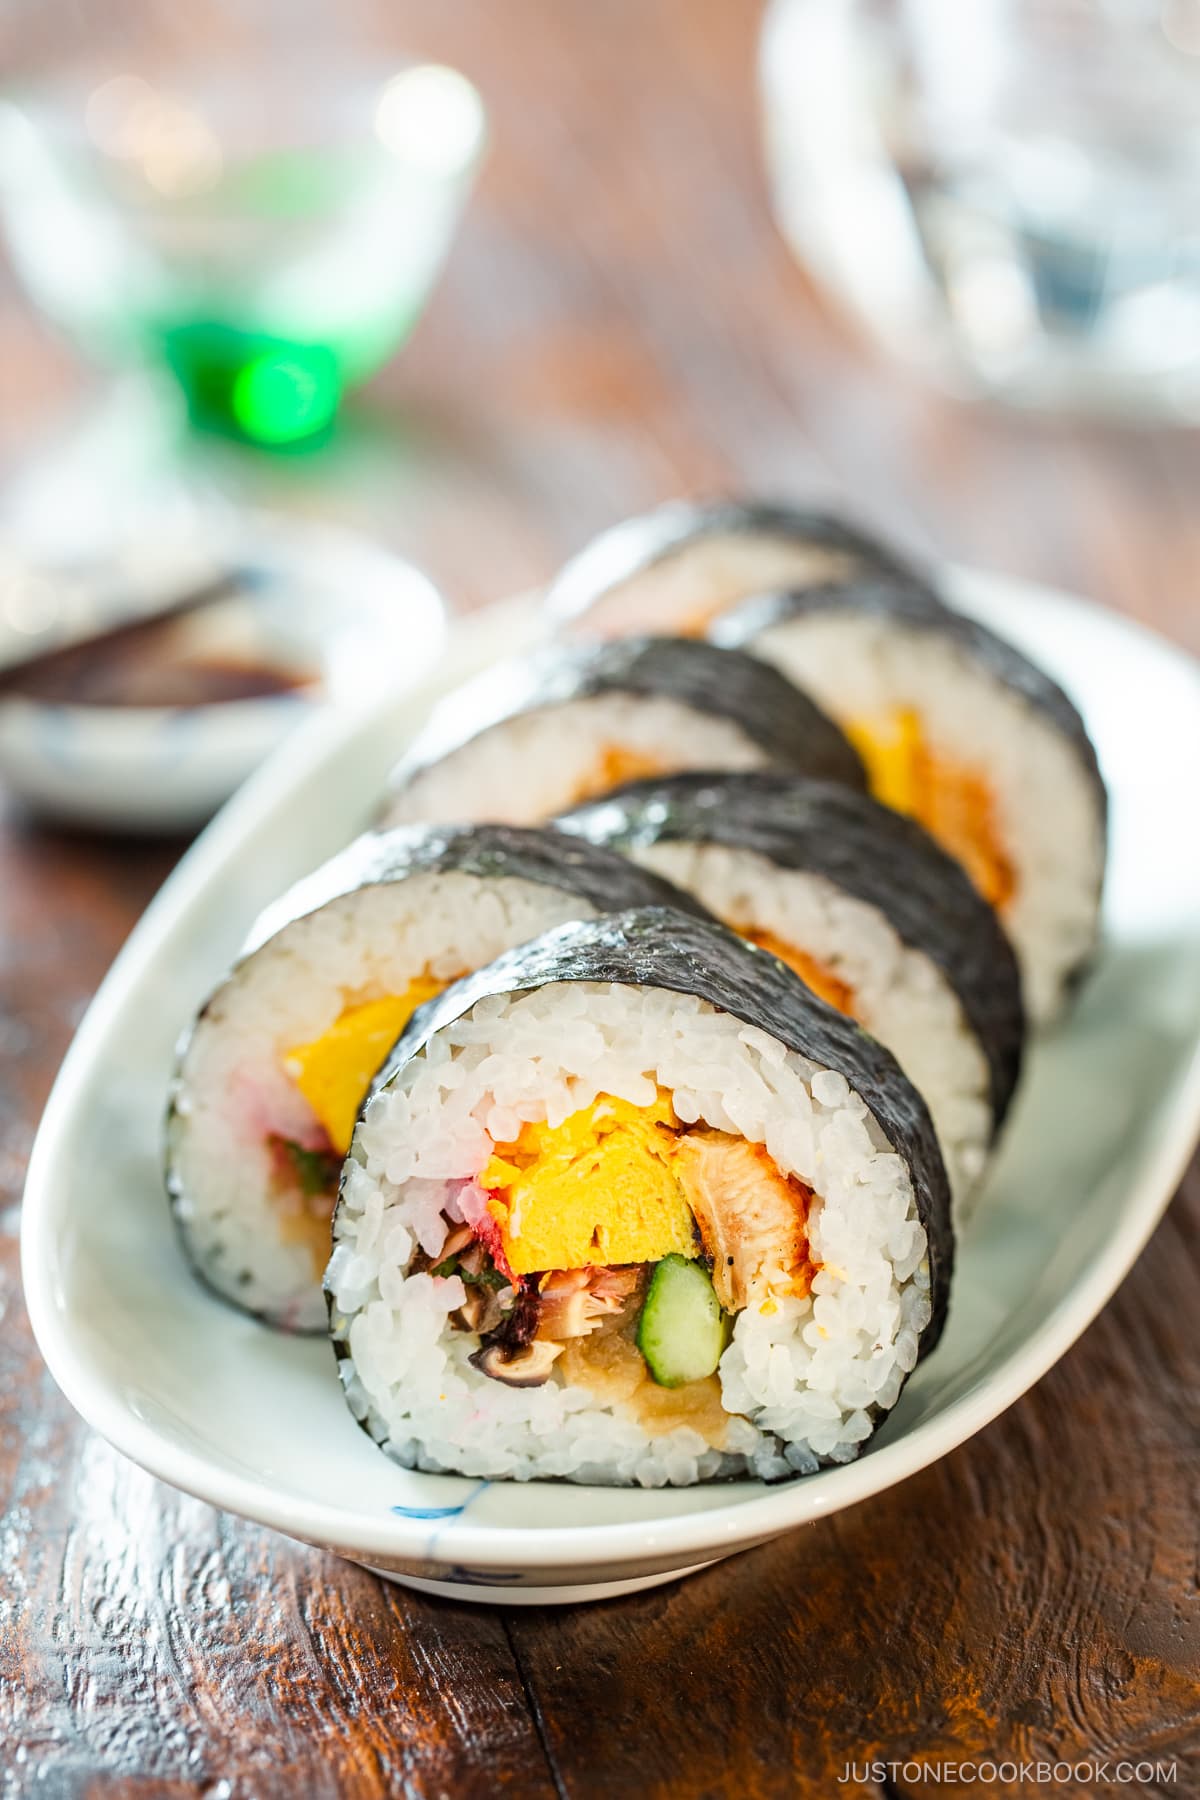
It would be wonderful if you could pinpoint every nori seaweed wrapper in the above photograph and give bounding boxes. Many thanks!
[344,905,954,1359]
[384,635,868,806]
[555,771,1025,1133]
[711,576,1108,832]
[243,820,715,957]
[544,498,927,627]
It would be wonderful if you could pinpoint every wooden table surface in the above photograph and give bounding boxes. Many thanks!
[2,5,1199,1795]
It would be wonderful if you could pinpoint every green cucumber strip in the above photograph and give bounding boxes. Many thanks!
[637,1254,726,1388]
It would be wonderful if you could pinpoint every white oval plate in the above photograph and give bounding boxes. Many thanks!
[21,571,1200,1603]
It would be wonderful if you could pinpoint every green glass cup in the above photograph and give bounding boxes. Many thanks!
[0,62,487,447]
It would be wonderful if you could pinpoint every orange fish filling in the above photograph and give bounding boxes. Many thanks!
[570,745,668,807]
[740,928,856,1015]
[846,708,1015,910]
[674,602,724,638]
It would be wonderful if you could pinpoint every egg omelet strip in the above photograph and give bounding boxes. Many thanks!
[284,975,449,1155]
[480,1092,698,1277]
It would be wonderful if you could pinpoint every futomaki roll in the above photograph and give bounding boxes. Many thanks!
[556,771,1024,1207]
[712,580,1106,1023]
[165,826,711,1331]
[379,635,865,829]
[545,499,921,638]
[327,908,952,1486]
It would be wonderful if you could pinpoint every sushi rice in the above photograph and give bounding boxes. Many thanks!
[385,691,768,828]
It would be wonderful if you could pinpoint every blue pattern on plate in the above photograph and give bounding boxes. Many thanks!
[442,1565,524,1585]
[389,1482,523,1582]
[391,1479,489,1522]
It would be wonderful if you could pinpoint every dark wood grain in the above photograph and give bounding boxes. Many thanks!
[2,3,1199,1796]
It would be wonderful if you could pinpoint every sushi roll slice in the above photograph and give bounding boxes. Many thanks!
[555,771,1024,1208]
[165,825,712,1332]
[327,907,952,1486]
[380,634,865,829]
[712,579,1107,1023]
[544,498,922,638]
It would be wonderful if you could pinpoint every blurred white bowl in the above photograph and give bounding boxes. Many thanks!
[0,515,444,832]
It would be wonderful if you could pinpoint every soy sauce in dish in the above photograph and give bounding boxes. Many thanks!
[3,617,320,709]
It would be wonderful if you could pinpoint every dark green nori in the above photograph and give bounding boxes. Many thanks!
[242,820,715,957]
[554,771,1025,1133]
[544,498,926,626]
[384,635,867,807]
[711,576,1108,835]
[337,907,953,1366]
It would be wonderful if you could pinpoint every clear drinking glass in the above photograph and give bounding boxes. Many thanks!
[761,0,1200,418]
[0,61,486,447]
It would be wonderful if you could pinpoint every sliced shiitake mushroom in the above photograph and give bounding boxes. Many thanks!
[468,1339,564,1387]
[451,1287,506,1336]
